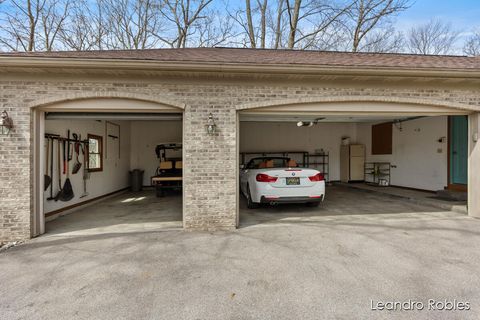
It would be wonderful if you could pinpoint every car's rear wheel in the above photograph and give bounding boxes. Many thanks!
[247,185,259,209]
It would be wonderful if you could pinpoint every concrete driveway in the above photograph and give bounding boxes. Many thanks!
[2,207,480,319]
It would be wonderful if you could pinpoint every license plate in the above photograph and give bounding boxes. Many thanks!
[286,177,300,185]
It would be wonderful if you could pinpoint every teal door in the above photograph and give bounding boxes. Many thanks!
[450,116,468,186]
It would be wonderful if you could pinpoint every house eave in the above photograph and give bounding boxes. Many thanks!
[0,56,480,80]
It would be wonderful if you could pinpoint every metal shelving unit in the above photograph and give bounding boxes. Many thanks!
[307,152,329,182]
[364,162,391,186]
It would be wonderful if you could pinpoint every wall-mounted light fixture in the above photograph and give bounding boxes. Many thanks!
[206,113,217,135]
[0,111,13,135]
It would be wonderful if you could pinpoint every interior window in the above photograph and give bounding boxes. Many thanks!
[88,134,103,172]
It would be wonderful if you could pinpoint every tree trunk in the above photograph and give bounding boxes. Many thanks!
[27,0,35,51]
[245,0,256,48]
[258,0,267,48]
[287,0,301,49]
[273,0,284,49]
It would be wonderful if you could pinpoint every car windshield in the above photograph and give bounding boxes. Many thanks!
[246,158,297,169]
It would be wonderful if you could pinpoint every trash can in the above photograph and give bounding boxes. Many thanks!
[129,169,144,192]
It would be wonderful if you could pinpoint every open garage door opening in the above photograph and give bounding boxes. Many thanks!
[238,111,469,227]
[38,111,184,236]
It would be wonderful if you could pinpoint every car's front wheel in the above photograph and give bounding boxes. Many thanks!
[246,185,259,209]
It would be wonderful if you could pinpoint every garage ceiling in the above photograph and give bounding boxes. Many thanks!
[239,114,416,123]
[45,112,183,121]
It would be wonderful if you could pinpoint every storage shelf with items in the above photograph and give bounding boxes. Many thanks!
[307,152,329,182]
[364,162,391,186]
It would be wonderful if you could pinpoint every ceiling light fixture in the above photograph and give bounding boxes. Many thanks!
[296,117,325,127]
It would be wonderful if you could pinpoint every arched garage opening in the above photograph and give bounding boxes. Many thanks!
[32,96,185,237]
[236,98,472,226]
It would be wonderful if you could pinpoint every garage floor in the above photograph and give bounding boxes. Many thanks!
[45,190,183,236]
[45,185,457,236]
[240,185,451,227]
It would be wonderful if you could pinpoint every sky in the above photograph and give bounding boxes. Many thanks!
[396,0,480,36]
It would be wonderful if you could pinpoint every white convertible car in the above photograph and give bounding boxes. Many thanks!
[240,157,325,209]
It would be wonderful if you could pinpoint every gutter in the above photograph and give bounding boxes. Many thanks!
[1,56,480,79]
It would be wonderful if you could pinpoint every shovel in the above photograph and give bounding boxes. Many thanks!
[55,139,74,202]
[54,139,63,201]
[72,140,82,174]
[80,143,89,198]
[44,137,52,191]
[59,139,74,202]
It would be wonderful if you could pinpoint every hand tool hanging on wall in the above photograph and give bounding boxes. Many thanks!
[46,138,55,201]
[59,139,74,202]
[62,139,66,175]
[105,121,121,159]
[80,142,89,198]
[54,140,63,201]
[67,130,72,162]
[44,138,52,191]
[72,133,82,174]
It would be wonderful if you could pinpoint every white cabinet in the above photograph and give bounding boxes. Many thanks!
[340,144,365,182]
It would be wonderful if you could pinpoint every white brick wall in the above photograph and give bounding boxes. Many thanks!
[1,78,479,241]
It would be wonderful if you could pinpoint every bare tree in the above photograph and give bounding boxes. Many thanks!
[231,0,269,48]
[39,0,70,51]
[58,0,108,50]
[101,0,165,50]
[245,0,256,47]
[283,0,351,49]
[358,25,404,52]
[346,0,410,52]
[0,0,45,51]
[195,9,235,47]
[407,19,460,55]
[0,0,73,51]
[159,0,214,48]
[464,30,480,56]
[285,0,300,48]
[271,0,285,48]
[233,0,350,49]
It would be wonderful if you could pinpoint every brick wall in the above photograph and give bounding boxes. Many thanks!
[1,77,480,242]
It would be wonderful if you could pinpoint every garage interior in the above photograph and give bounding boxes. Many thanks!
[238,111,469,226]
[42,112,183,236]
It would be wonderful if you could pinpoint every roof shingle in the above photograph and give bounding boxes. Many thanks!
[0,47,479,70]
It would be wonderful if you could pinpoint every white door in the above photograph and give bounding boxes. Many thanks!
[350,157,365,181]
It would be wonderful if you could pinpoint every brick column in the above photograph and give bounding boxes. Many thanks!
[182,105,237,230]
[468,113,480,218]
[0,105,32,243]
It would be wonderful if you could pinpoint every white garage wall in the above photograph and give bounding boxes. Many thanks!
[44,120,131,213]
[356,116,448,191]
[130,121,183,186]
[240,122,358,181]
